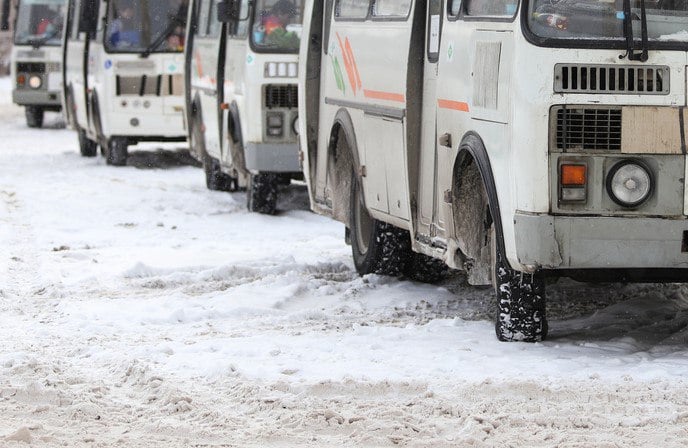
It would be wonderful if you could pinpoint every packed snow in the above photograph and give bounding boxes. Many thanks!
[1,77,688,446]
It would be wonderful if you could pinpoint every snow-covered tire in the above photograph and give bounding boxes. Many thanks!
[105,137,128,166]
[204,155,238,192]
[350,172,409,276]
[78,128,98,157]
[25,106,44,128]
[247,173,278,215]
[493,233,548,342]
[403,252,448,284]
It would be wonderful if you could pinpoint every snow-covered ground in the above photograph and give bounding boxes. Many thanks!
[1,77,688,447]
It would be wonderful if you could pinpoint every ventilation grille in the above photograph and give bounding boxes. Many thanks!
[554,64,669,95]
[116,75,183,96]
[16,62,45,73]
[554,106,622,151]
[264,84,298,109]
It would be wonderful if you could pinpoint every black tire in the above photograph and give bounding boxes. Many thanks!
[25,106,44,128]
[78,128,98,157]
[247,173,278,215]
[403,252,448,283]
[204,154,238,192]
[492,227,548,342]
[105,137,128,166]
[349,172,410,276]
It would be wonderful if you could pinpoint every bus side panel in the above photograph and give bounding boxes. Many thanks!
[192,32,224,160]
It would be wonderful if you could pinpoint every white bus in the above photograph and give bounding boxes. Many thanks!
[9,0,66,128]
[62,0,188,165]
[299,0,688,342]
[186,0,303,214]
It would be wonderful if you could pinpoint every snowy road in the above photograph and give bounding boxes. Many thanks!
[1,80,688,447]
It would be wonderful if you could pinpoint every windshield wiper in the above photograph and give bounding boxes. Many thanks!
[620,0,649,62]
[140,7,186,59]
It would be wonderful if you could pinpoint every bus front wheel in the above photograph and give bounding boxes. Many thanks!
[25,106,44,128]
[78,129,98,157]
[247,172,278,215]
[105,137,128,166]
[490,225,548,342]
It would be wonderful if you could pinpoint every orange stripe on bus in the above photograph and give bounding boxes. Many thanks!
[438,99,470,112]
[194,51,204,78]
[363,89,405,103]
[336,33,358,94]
[345,37,362,90]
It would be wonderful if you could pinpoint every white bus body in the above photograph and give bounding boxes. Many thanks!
[186,0,302,214]
[63,0,188,165]
[10,0,66,128]
[299,0,688,341]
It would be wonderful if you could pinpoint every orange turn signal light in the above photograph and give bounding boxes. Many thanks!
[16,74,26,86]
[561,164,587,186]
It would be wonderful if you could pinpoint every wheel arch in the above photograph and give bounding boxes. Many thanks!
[452,131,511,271]
[327,107,362,226]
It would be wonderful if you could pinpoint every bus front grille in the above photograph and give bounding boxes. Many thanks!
[554,106,622,151]
[116,75,183,97]
[264,84,298,109]
[554,64,669,95]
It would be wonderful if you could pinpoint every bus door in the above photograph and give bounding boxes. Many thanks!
[417,0,444,239]
[64,0,95,130]
[220,0,249,169]
[356,1,415,221]
[193,0,226,157]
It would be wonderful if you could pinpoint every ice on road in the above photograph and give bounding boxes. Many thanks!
[1,78,688,447]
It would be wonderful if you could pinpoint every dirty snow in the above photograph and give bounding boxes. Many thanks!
[1,77,688,447]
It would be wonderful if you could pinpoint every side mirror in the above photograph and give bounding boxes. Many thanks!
[78,0,100,34]
[217,0,240,24]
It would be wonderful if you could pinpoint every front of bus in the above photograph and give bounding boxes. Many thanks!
[240,0,302,175]
[513,0,688,279]
[98,0,188,141]
[11,0,66,114]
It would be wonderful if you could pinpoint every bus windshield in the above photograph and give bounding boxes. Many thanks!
[252,0,304,52]
[105,0,189,53]
[528,0,688,44]
[14,0,66,47]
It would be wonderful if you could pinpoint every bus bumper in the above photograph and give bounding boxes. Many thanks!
[13,90,62,108]
[245,142,300,173]
[513,212,688,270]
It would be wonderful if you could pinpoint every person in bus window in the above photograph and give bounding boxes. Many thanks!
[260,0,299,48]
[109,1,139,48]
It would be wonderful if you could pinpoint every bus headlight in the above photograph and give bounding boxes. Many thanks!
[28,75,42,89]
[606,160,653,208]
[266,112,283,137]
[292,116,299,135]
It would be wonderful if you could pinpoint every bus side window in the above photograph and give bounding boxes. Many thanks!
[324,0,334,54]
[449,0,461,17]
[198,0,211,37]
[427,0,442,63]
[372,0,412,18]
[464,0,517,17]
[334,0,370,20]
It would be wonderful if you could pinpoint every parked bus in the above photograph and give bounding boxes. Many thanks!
[62,0,189,165]
[299,0,688,342]
[186,0,302,214]
[9,0,66,128]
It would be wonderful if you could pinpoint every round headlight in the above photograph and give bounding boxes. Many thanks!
[292,116,299,135]
[28,75,42,89]
[606,160,653,208]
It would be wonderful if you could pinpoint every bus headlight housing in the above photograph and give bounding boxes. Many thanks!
[292,116,299,135]
[606,160,653,208]
[28,75,42,89]
[266,112,284,137]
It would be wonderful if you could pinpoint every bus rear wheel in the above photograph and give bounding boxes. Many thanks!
[78,128,98,157]
[247,172,278,215]
[349,172,409,277]
[25,106,44,128]
[204,155,238,192]
[105,137,128,166]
